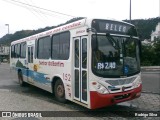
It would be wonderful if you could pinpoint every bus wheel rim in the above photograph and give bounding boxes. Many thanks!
[57,85,64,97]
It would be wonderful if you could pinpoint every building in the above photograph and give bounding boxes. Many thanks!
[0,45,10,62]
[142,39,151,46]
[151,22,160,41]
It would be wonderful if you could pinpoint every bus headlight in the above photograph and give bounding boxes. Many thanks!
[133,76,142,88]
[92,82,109,94]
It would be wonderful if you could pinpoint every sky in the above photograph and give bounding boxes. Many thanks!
[0,0,160,38]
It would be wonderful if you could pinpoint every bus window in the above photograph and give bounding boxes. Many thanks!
[52,34,60,59]
[28,46,33,63]
[82,38,87,69]
[37,36,51,59]
[15,44,21,58]
[52,31,70,60]
[20,42,26,58]
[74,40,79,68]
[11,45,15,58]
[59,32,70,60]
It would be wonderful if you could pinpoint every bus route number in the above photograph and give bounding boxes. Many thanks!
[97,62,116,70]
[63,73,71,81]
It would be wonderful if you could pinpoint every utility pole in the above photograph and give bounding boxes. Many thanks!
[4,24,10,63]
[5,24,9,34]
[130,0,132,23]
[159,0,160,17]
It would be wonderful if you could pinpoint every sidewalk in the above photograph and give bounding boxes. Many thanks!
[141,66,160,71]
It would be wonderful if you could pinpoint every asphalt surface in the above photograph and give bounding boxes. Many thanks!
[142,71,160,94]
[0,63,159,120]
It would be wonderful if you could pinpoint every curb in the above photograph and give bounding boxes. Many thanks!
[141,66,160,71]
[142,91,160,95]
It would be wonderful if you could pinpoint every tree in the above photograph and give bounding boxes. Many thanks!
[152,38,160,65]
[141,38,160,66]
[141,45,153,66]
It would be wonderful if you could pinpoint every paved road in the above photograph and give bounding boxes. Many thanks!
[142,71,160,94]
[0,63,159,120]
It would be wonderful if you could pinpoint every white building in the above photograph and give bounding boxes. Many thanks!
[0,45,9,62]
[0,45,10,55]
[151,22,160,41]
[142,39,151,46]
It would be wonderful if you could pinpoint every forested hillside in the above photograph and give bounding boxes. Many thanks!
[0,17,160,44]
[0,17,160,66]
[124,17,160,40]
[0,17,84,45]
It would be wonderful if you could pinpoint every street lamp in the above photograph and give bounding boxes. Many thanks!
[130,0,132,23]
[159,0,160,17]
[5,24,9,34]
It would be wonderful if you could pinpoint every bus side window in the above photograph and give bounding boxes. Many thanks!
[20,42,26,58]
[52,34,60,59]
[52,31,70,60]
[35,40,37,59]
[11,45,15,58]
[37,36,51,59]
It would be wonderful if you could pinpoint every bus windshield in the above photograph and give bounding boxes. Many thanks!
[92,34,140,78]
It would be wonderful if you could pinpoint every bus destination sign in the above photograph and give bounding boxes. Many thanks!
[92,19,137,36]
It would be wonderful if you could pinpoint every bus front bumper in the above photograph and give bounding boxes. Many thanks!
[90,84,142,109]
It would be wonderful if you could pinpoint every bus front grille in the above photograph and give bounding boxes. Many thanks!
[114,93,131,100]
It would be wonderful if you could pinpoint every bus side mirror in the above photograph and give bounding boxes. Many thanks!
[92,37,97,50]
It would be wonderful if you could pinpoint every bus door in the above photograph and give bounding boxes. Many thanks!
[27,45,34,84]
[74,36,88,104]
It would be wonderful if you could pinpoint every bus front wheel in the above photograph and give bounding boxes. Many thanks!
[54,79,66,103]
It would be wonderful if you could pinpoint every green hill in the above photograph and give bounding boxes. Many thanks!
[124,17,160,40]
[0,17,159,45]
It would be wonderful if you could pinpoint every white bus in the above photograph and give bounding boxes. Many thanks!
[10,18,142,109]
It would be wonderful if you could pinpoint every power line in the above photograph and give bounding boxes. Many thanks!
[4,0,70,19]
[23,0,50,24]
[22,0,47,24]
[5,0,75,18]
[2,0,73,24]
[3,0,52,24]
[28,0,49,20]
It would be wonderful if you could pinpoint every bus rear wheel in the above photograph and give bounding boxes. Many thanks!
[18,71,25,86]
[54,79,66,103]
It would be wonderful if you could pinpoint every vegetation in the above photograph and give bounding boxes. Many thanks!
[0,17,84,45]
[124,17,160,40]
[0,17,159,66]
[141,38,160,66]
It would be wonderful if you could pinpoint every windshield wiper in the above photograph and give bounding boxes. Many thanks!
[106,33,120,49]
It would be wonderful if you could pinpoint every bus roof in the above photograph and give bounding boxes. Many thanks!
[11,18,87,45]
[11,18,135,45]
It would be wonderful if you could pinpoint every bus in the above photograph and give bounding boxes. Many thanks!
[10,18,142,109]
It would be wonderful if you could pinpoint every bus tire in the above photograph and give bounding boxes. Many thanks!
[18,71,25,87]
[54,79,66,103]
